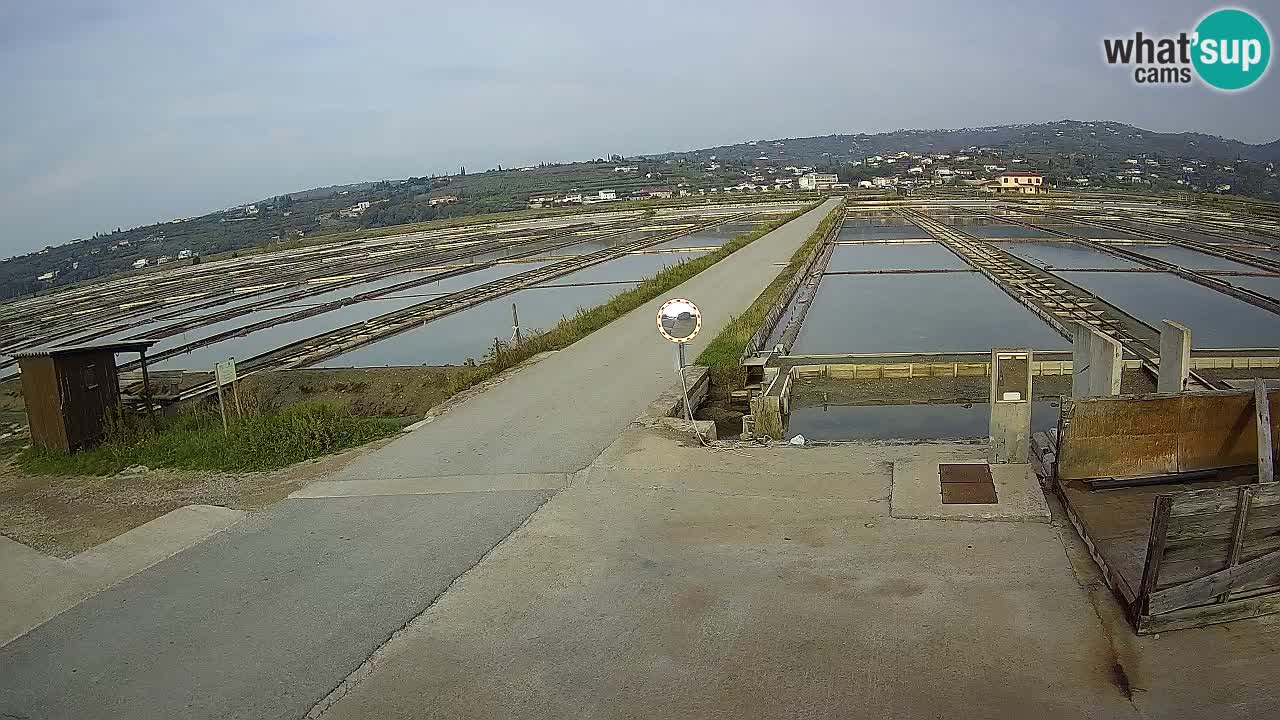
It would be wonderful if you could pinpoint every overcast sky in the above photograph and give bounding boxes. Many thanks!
[2,0,1276,258]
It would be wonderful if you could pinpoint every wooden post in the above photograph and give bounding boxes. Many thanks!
[1217,486,1254,603]
[215,380,229,436]
[1138,494,1173,615]
[511,303,522,344]
[138,349,157,425]
[1257,378,1274,485]
[232,379,244,420]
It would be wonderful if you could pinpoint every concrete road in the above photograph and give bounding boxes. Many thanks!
[318,430,1280,720]
[0,199,839,720]
[316,434,1139,720]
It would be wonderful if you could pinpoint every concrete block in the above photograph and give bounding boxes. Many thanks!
[891,459,1051,523]
[1071,324,1092,398]
[1089,332,1122,397]
[989,349,1033,464]
[1072,324,1122,398]
[1158,320,1192,393]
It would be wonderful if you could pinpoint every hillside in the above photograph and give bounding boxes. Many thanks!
[3,120,1278,301]
[657,120,1280,166]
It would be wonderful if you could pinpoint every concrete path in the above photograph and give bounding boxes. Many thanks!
[316,430,1280,720]
[0,199,839,720]
[316,433,1138,719]
[1,504,245,646]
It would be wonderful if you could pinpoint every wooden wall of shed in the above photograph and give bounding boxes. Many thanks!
[54,350,122,451]
[18,356,68,452]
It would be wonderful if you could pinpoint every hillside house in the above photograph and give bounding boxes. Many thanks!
[798,172,839,191]
[985,171,1046,195]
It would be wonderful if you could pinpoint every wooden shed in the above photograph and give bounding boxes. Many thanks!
[15,340,157,453]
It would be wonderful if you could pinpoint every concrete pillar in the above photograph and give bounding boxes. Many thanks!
[1158,320,1192,394]
[1071,324,1092,398]
[1072,323,1122,398]
[990,349,1033,464]
[1089,332,1123,397]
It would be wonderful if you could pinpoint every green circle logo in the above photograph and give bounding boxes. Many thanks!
[1193,8,1271,90]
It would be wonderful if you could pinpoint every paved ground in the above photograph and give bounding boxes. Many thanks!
[1,504,244,645]
[0,493,552,720]
[0,199,840,720]
[316,430,1280,720]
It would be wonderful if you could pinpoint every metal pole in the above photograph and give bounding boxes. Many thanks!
[676,343,694,424]
[512,303,522,344]
[232,379,243,420]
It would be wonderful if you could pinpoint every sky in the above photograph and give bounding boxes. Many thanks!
[2,0,1277,259]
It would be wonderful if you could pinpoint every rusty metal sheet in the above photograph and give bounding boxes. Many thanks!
[941,482,998,504]
[1059,435,1179,481]
[1178,393,1256,473]
[1065,395,1182,438]
[940,463,993,484]
[1060,390,1280,481]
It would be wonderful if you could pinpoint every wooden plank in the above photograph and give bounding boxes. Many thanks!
[1166,499,1280,542]
[1155,555,1229,589]
[1167,480,1280,517]
[1053,478,1139,610]
[1218,486,1255,602]
[1164,524,1280,563]
[1138,591,1280,634]
[1148,546,1280,614]
[1259,379,1275,484]
[1138,495,1173,610]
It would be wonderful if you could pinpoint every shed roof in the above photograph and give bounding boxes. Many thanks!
[12,339,159,359]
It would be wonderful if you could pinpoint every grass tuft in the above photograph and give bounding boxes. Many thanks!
[18,404,400,476]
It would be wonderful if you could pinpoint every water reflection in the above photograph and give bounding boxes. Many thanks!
[1057,271,1280,348]
[827,243,970,272]
[793,274,1067,355]
[787,401,1059,441]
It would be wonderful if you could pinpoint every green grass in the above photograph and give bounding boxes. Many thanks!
[17,404,401,476]
[429,202,821,401]
[694,204,843,389]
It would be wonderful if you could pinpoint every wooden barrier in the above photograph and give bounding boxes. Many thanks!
[1138,482,1280,631]
[1045,387,1280,632]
